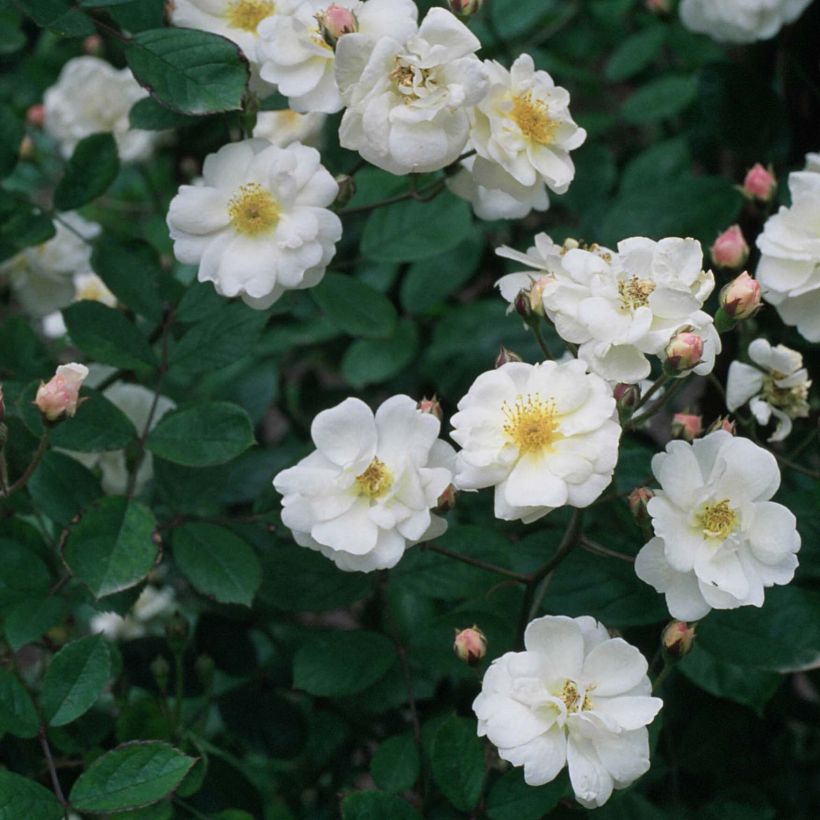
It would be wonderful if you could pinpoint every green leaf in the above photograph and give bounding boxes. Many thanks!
[311,273,398,339]
[28,451,103,526]
[485,769,567,820]
[14,0,95,36]
[41,634,112,727]
[0,104,23,177]
[0,769,63,820]
[430,715,485,812]
[129,96,202,130]
[0,11,26,56]
[69,741,197,813]
[361,190,472,263]
[49,390,138,452]
[0,316,53,379]
[124,28,249,115]
[173,523,261,606]
[0,538,51,612]
[53,133,120,211]
[62,301,157,373]
[0,203,54,263]
[605,25,666,82]
[293,630,396,697]
[370,734,420,794]
[146,401,255,466]
[341,319,418,388]
[62,497,159,598]
[341,792,421,820]
[3,596,68,653]
[91,236,163,321]
[0,667,39,738]
[622,74,698,124]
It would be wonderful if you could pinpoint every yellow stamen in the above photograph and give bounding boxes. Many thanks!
[502,394,561,454]
[617,275,655,311]
[228,183,281,237]
[511,92,559,145]
[698,499,737,541]
[558,679,594,712]
[355,457,392,500]
[226,0,274,32]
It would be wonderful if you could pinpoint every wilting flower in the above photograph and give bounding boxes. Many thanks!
[678,0,813,43]
[742,163,777,202]
[336,7,488,174]
[43,56,157,162]
[726,339,811,442]
[253,110,327,147]
[450,360,621,524]
[167,139,342,310]
[474,615,662,808]
[35,363,89,421]
[756,158,820,342]
[273,395,456,572]
[635,431,801,620]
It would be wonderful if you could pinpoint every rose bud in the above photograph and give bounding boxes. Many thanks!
[671,412,702,442]
[449,0,484,16]
[710,225,749,269]
[454,626,487,665]
[742,163,777,202]
[719,271,761,320]
[26,104,45,128]
[495,345,523,368]
[645,0,671,13]
[664,330,703,374]
[318,4,358,46]
[34,363,89,421]
[628,487,654,523]
[83,34,103,56]
[417,395,442,421]
[707,415,736,435]
[661,620,696,659]
[613,382,640,412]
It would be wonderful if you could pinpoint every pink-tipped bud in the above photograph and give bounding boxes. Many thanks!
[417,396,442,421]
[719,271,762,320]
[628,487,654,523]
[34,363,89,422]
[317,4,358,46]
[495,345,522,368]
[448,0,484,16]
[645,0,671,13]
[664,330,703,374]
[613,382,640,411]
[83,34,103,56]
[707,415,736,435]
[671,412,702,442]
[710,225,749,269]
[661,620,696,659]
[435,483,458,513]
[26,104,45,128]
[454,626,487,665]
[742,163,777,202]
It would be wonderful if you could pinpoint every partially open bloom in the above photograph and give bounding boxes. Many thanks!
[273,395,456,572]
[167,139,342,310]
[474,615,662,808]
[635,431,801,620]
[258,0,417,113]
[336,7,488,174]
[720,271,762,320]
[756,159,820,342]
[742,163,777,202]
[710,225,749,269]
[726,339,811,442]
[679,0,813,43]
[35,363,89,421]
[454,626,487,665]
[43,56,157,162]
[253,110,327,147]
[451,360,621,524]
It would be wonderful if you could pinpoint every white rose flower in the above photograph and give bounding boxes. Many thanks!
[450,360,621,524]
[474,615,662,808]
[253,109,327,146]
[635,431,801,620]
[336,7,488,174]
[167,138,342,310]
[273,395,456,572]
[65,383,176,496]
[756,165,820,342]
[257,0,418,114]
[1,212,100,318]
[679,0,813,43]
[43,56,157,162]
[91,585,177,641]
[726,339,811,442]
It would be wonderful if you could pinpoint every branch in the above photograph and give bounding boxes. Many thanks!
[3,432,49,496]
[39,726,69,811]
[422,542,529,584]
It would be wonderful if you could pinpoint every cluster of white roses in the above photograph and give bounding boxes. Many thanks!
[679,0,813,43]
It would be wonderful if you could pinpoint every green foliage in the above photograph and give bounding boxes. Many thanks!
[0,770,63,820]
[312,272,398,338]
[0,667,39,738]
[430,715,485,812]
[53,132,120,210]
[370,733,420,793]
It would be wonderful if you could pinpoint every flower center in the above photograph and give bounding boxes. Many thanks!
[558,679,593,713]
[228,183,281,237]
[391,59,434,103]
[502,394,561,455]
[226,0,274,32]
[355,457,392,500]
[511,92,558,145]
[698,499,737,541]
[761,374,810,417]
[617,275,656,311]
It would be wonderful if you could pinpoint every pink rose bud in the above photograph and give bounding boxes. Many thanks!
[707,415,736,435]
[435,483,458,513]
[83,34,103,55]
[742,163,777,202]
[495,345,523,368]
[671,412,702,442]
[26,104,45,128]
[318,4,358,46]
[613,382,640,411]
[719,271,762,320]
[710,225,749,269]
[645,0,671,12]
[34,363,89,421]
[449,0,484,15]
[664,330,703,373]
[661,620,696,659]
[417,396,442,421]
[453,626,487,665]
[628,487,654,523]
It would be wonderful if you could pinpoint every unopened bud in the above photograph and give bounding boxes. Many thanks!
[671,412,702,442]
[742,163,777,202]
[165,611,189,654]
[34,363,89,422]
[317,4,358,46]
[664,330,703,374]
[707,415,736,435]
[334,173,356,208]
[83,34,103,56]
[719,271,761,321]
[26,104,45,128]
[645,0,671,13]
[150,655,171,692]
[613,382,640,412]
[448,0,484,15]
[513,289,532,320]
[628,487,653,523]
[454,626,487,665]
[661,620,696,659]
[417,395,442,421]
[495,345,522,368]
[435,483,457,513]
[710,225,749,269]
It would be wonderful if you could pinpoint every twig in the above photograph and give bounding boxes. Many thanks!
[532,323,554,360]
[422,543,529,584]
[580,537,635,563]
[39,726,69,813]
[3,432,49,496]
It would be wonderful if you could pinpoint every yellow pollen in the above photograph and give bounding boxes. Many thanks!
[225,0,274,32]
[698,499,737,541]
[502,394,561,455]
[355,457,392,499]
[559,680,593,712]
[228,183,281,237]
[618,275,656,311]
[511,92,559,145]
